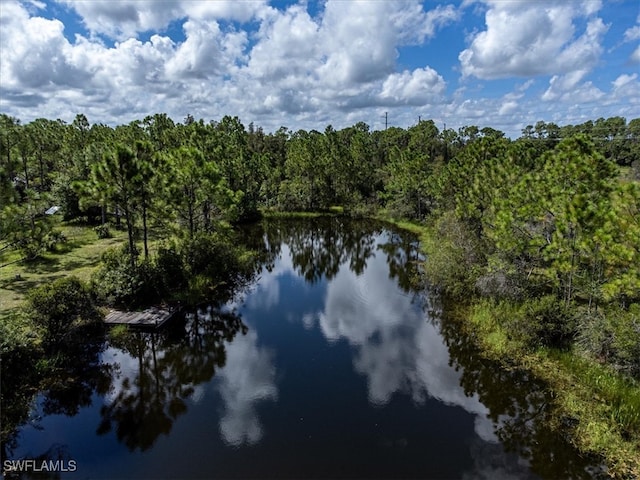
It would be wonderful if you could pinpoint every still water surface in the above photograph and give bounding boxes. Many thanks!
[8,219,599,479]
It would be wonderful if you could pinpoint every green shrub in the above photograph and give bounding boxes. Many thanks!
[92,242,186,306]
[94,224,112,239]
[0,313,42,453]
[506,295,577,350]
[179,233,254,305]
[27,276,99,343]
[45,230,67,251]
[475,255,524,300]
[522,295,576,348]
[468,299,520,357]
[277,180,313,211]
[153,242,186,294]
[91,235,252,307]
[577,305,640,379]
[91,244,144,306]
[342,195,377,219]
[422,211,483,297]
[0,311,40,357]
[472,296,577,352]
[182,232,244,279]
[385,195,417,221]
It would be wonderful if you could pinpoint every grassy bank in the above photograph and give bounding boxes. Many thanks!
[467,299,640,477]
[385,216,640,478]
[260,206,344,219]
[0,224,128,318]
[369,213,640,476]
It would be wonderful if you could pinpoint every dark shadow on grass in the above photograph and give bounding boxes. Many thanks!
[22,256,59,273]
[54,240,88,254]
[0,275,65,296]
[53,260,93,272]
[22,255,98,275]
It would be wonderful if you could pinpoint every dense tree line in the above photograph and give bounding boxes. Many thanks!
[1,113,638,239]
[1,112,639,368]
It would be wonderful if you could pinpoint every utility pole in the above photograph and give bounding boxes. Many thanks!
[384,112,388,130]
[418,115,421,124]
[443,122,448,162]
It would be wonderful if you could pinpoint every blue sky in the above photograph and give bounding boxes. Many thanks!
[0,0,638,136]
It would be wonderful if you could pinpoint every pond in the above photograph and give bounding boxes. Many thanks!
[4,218,602,479]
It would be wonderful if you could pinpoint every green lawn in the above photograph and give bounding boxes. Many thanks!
[0,224,127,318]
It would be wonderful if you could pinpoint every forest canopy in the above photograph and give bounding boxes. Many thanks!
[1,112,639,355]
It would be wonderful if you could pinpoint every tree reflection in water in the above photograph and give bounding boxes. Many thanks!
[251,217,605,479]
[40,324,114,418]
[256,217,380,283]
[377,230,424,293]
[97,308,247,452]
[2,322,112,467]
[252,217,422,297]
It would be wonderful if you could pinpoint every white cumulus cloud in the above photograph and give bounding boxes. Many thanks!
[0,2,89,91]
[459,1,607,79]
[625,25,640,42]
[0,0,637,137]
[379,67,446,106]
[55,0,266,40]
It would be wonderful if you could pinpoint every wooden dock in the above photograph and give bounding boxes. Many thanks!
[104,306,180,329]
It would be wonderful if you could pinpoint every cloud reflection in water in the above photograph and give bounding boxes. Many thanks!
[217,330,278,447]
[302,244,498,443]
